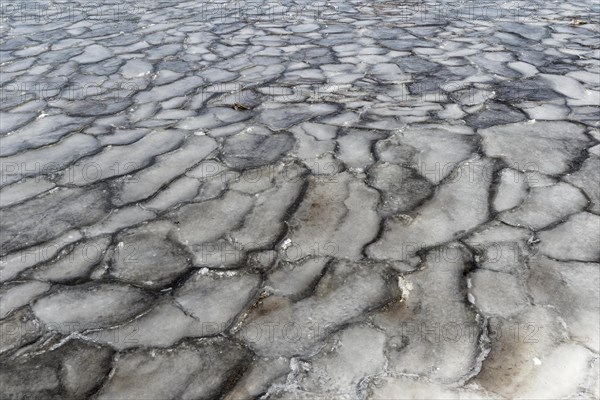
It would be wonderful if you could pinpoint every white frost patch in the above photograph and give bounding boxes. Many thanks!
[397,276,413,302]
[467,293,476,304]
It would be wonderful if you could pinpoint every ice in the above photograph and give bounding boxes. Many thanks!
[107,221,190,288]
[174,270,260,330]
[565,155,600,213]
[369,377,493,399]
[96,339,250,400]
[541,74,590,100]
[32,283,152,333]
[0,231,82,282]
[527,255,599,352]
[499,22,548,41]
[493,168,528,212]
[0,308,42,354]
[590,359,600,399]
[144,176,202,211]
[237,260,393,357]
[289,123,335,165]
[2,0,599,394]
[66,100,135,120]
[0,176,55,207]
[508,61,539,77]
[495,76,559,102]
[0,339,113,399]
[538,212,600,261]
[284,173,379,261]
[336,129,385,169]
[259,104,338,130]
[177,107,252,131]
[463,223,531,275]
[231,165,304,250]
[0,111,36,134]
[58,341,114,398]
[153,109,195,120]
[468,269,528,317]
[284,69,327,85]
[97,129,149,146]
[499,182,588,230]
[321,111,361,127]
[372,245,480,383]
[72,44,112,64]
[59,129,185,186]
[0,281,51,319]
[464,221,532,245]
[239,248,273,269]
[129,102,158,124]
[303,153,343,175]
[145,44,183,61]
[450,87,495,106]
[193,175,230,203]
[437,103,465,120]
[566,70,600,85]
[368,158,493,261]
[135,76,204,103]
[480,121,589,175]
[26,237,111,283]
[0,115,91,156]
[0,134,100,186]
[228,165,281,194]
[0,186,109,255]
[281,324,387,397]
[199,68,239,84]
[172,190,254,247]
[522,103,570,120]
[266,257,329,299]
[82,206,156,238]
[224,357,290,400]
[120,59,153,79]
[512,344,595,399]
[222,133,295,170]
[87,301,203,349]
[368,162,433,216]
[375,125,476,184]
[464,103,526,129]
[112,135,217,205]
[396,55,440,73]
[295,122,338,141]
[473,305,565,396]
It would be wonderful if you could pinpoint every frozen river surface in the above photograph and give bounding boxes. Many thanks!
[0,0,599,398]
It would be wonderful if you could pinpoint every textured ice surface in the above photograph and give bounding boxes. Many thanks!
[1,187,109,254]
[480,121,589,175]
[0,340,113,399]
[285,172,379,260]
[1,0,599,398]
[368,157,493,261]
[538,212,600,261]
[499,181,588,229]
[238,260,394,357]
[32,283,152,333]
[373,245,480,383]
[111,135,217,205]
[528,256,600,352]
[107,221,190,288]
[175,270,260,331]
[96,339,251,399]
[26,237,111,282]
[493,168,528,212]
